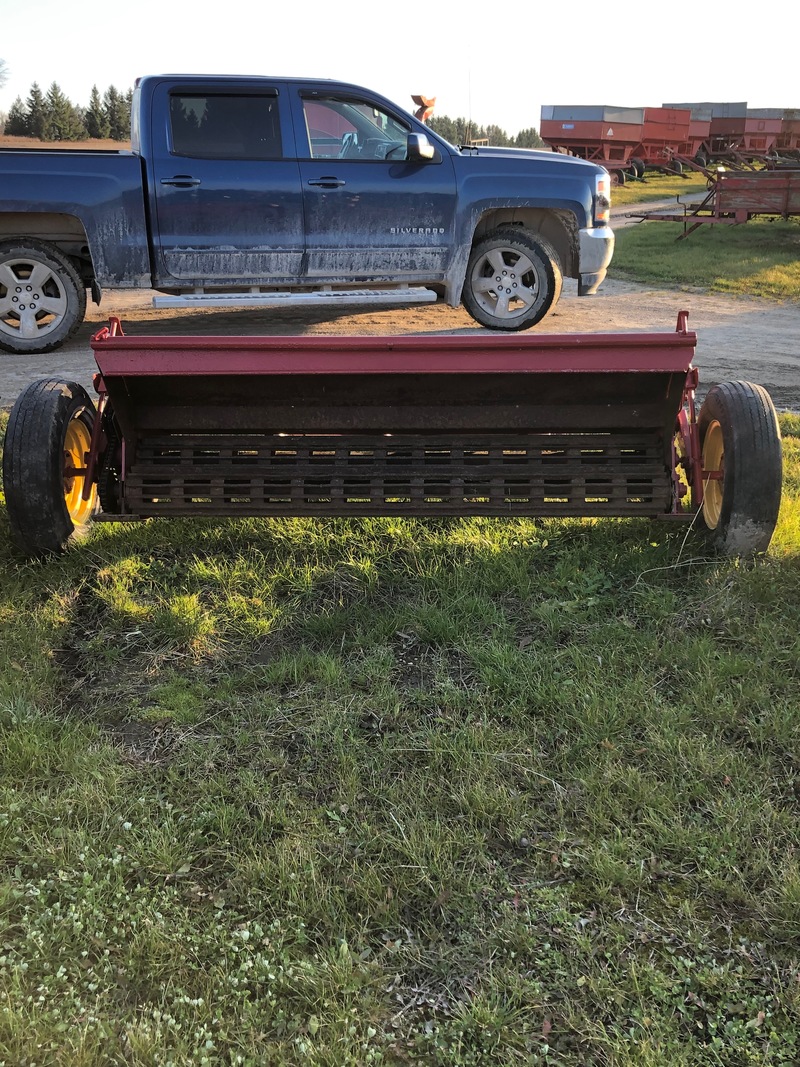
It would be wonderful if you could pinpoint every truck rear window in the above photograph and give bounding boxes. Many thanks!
[170,94,282,159]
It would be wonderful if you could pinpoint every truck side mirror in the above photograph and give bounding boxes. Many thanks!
[406,133,435,162]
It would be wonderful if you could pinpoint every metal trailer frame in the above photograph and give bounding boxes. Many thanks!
[628,168,800,238]
[1,315,783,558]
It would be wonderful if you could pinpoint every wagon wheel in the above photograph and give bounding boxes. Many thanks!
[2,378,98,556]
[697,381,782,555]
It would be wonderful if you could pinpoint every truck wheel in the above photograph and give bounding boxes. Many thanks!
[462,228,563,331]
[697,381,782,556]
[0,240,86,355]
[2,379,98,556]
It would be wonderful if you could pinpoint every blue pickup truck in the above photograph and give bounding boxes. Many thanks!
[0,75,614,355]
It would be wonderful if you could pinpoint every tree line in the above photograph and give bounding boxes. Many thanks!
[428,115,544,149]
[0,61,544,148]
[3,82,133,142]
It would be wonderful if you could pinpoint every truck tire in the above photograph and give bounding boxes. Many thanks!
[0,240,86,355]
[3,378,98,556]
[697,381,782,556]
[461,228,563,331]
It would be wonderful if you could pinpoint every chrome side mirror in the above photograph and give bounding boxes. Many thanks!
[406,133,435,162]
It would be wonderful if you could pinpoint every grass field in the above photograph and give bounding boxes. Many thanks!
[612,217,800,302]
[1,151,799,1064]
[610,172,709,208]
[0,406,799,1065]
[0,134,130,151]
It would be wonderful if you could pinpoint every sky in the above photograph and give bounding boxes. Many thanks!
[1,0,799,137]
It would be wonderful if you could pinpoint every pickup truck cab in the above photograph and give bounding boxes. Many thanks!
[0,75,614,354]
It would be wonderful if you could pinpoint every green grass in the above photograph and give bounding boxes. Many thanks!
[612,218,800,301]
[0,414,798,1064]
[611,172,708,208]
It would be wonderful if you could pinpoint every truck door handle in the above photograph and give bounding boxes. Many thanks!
[307,177,345,188]
[160,176,202,188]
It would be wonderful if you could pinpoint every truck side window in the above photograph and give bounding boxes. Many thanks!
[302,97,410,161]
[170,94,283,159]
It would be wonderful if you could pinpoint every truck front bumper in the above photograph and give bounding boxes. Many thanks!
[578,225,615,295]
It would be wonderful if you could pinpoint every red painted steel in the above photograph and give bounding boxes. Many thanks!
[634,107,693,165]
[84,314,703,523]
[778,109,800,152]
[92,317,696,377]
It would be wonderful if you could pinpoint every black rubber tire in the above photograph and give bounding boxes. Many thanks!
[671,160,684,175]
[461,227,563,332]
[611,169,626,186]
[697,381,783,556]
[630,157,645,179]
[0,239,86,355]
[3,379,98,556]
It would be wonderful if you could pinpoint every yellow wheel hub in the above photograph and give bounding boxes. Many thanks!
[63,415,96,525]
[702,419,724,529]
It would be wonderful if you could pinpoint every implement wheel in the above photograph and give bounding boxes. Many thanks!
[3,379,98,556]
[697,381,782,556]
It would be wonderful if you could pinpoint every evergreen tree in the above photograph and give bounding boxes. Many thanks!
[103,86,129,140]
[26,82,47,139]
[514,127,544,149]
[5,96,28,136]
[120,88,133,140]
[485,124,511,147]
[428,115,458,144]
[427,113,544,149]
[44,82,86,141]
[85,84,110,138]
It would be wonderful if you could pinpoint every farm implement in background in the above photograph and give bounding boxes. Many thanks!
[627,167,800,238]
[542,102,800,183]
[2,314,783,560]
